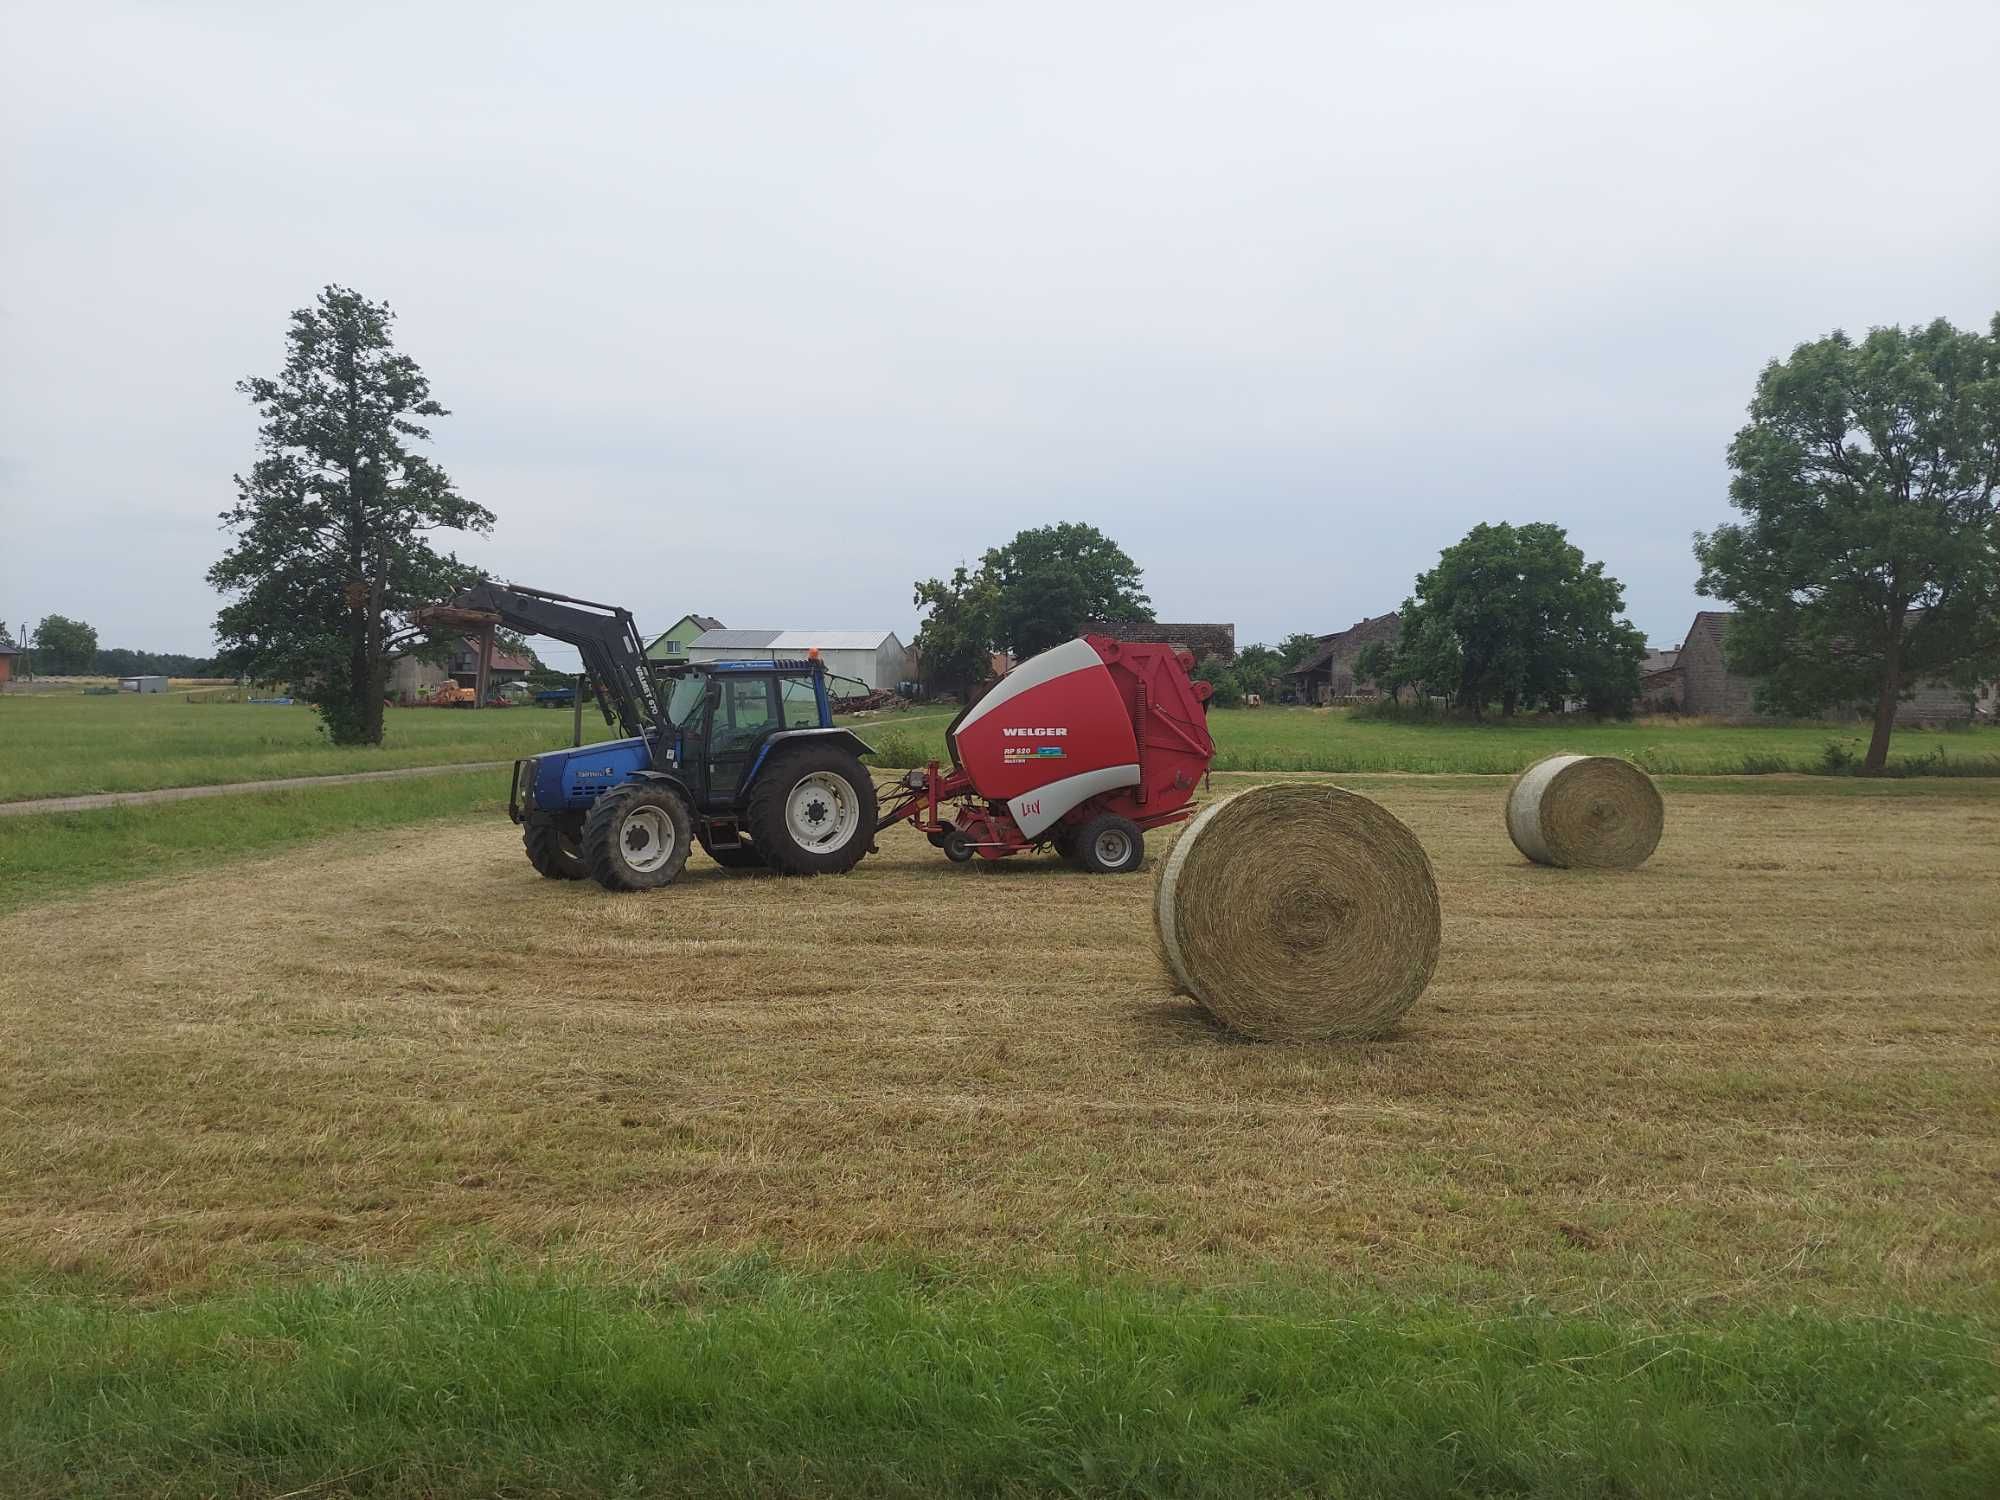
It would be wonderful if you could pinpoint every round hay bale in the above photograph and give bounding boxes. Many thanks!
[1505,753,1663,869]
[1154,785,1441,1042]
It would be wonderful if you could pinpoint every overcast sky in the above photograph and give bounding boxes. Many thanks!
[4,1,1997,670]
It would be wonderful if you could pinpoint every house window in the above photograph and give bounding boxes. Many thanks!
[664,640,680,655]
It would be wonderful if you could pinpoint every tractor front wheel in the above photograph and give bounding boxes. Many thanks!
[746,746,878,876]
[1072,813,1145,874]
[581,785,693,891]
[523,813,588,880]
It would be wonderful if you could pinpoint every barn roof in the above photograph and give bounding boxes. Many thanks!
[1292,612,1399,675]
[689,628,902,651]
[690,629,781,649]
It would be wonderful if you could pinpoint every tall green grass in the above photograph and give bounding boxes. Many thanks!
[0,694,619,802]
[8,694,1995,795]
[2,1261,1992,1498]
[850,707,2000,775]
[0,770,507,913]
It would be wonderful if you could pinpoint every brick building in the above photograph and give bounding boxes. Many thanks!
[1677,609,1985,722]
[1288,613,1400,704]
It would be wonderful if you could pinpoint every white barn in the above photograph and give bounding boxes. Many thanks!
[685,629,913,691]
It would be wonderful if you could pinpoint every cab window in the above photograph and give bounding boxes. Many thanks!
[781,677,820,728]
[720,677,775,743]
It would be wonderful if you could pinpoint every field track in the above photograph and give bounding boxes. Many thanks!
[0,760,512,817]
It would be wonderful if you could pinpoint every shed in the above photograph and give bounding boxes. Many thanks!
[0,644,16,687]
[119,674,168,694]
[685,628,913,690]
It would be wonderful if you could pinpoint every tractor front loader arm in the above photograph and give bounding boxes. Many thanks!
[422,582,663,739]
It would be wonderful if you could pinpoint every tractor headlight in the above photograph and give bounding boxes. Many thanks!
[514,759,537,811]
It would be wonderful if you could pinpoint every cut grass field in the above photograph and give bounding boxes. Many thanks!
[3,777,1996,1492]
[8,691,1997,805]
[7,778,1994,1305]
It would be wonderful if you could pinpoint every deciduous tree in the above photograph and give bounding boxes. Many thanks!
[32,613,97,674]
[209,286,494,744]
[912,524,1153,682]
[1276,631,1324,667]
[911,565,1000,700]
[1360,523,1644,717]
[981,523,1151,658]
[1694,316,2000,773]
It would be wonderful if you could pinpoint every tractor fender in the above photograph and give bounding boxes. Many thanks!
[624,767,699,807]
[742,727,876,792]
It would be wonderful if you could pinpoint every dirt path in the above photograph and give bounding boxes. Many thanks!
[0,761,511,817]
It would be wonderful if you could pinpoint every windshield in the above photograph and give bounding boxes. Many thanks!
[664,673,707,728]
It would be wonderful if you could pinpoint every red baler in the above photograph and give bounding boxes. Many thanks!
[877,635,1215,872]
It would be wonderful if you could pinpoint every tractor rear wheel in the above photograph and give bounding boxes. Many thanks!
[523,813,588,880]
[1072,813,1145,874]
[746,745,878,876]
[581,785,693,891]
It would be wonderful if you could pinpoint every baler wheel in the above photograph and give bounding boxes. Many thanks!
[1073,813,1145,874]
[746,746,878,876]
[581,785,693,891]
[523,813,588,880]
[941,828,975,863]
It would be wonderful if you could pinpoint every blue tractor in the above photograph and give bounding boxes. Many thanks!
[445,583,880,890]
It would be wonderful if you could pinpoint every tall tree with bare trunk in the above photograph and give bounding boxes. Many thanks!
[209,287,495,744]
[1695,317,2000,773]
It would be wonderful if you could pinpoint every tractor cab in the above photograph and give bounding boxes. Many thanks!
[655,659,838,810]
[427,582,880,891]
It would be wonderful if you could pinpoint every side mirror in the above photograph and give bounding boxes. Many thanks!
[704,679,723,707]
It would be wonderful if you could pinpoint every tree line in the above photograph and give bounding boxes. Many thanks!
[0,615,223,677]
[183,287,1999,775]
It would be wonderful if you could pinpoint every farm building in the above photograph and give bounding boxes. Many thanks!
[1638,646,1683,712]
[0,644,16,686]
[685,629,913,691]
[644,613,724,665]
[1087,620,1237,662]
[118,674,168,693]
[386,636,536,704]
[387,654,447,702]
[1289,613,1400,704]
[1677,610,1985,722]
[447,638,533,690]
